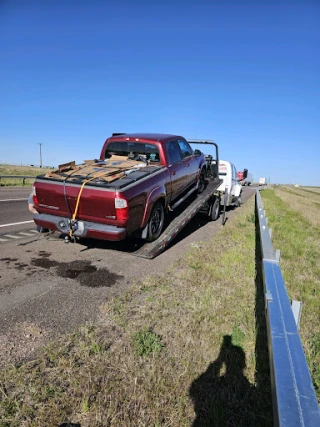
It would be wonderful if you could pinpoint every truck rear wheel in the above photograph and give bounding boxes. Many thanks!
[210,198,220,221]
[146,201,165,242]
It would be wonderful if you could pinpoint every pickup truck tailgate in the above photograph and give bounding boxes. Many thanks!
[34,179,117,223]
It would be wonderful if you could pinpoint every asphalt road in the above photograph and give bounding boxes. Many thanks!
[0,185,256,367]
[0,187,34,236]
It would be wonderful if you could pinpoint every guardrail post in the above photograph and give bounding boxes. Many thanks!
[291,300,303,329]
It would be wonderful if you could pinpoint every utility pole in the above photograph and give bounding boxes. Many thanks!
[38,143,43,168]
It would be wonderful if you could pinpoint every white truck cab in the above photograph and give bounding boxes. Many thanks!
[259,177,266,186]
[217,160,243,207]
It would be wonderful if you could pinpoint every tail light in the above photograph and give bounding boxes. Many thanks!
[32,185,39,206]
[115,197,129,221]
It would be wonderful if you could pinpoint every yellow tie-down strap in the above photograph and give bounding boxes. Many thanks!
[70,169,111,236]
[68,157,147,236]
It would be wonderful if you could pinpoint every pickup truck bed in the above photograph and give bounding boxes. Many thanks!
[33,156,168,241]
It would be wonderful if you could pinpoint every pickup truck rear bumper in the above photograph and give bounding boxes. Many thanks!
[33,213,127,241]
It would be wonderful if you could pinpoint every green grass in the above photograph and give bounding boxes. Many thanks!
[132,329,164,357]
[0,164,53,186]
[0,197,273,426]
[261,189,320,398]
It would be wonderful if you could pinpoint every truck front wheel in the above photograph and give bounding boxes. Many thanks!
[197,169,206,194]
[146,201,165,242]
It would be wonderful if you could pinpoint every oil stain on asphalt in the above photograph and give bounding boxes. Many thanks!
[1,254,123,288]
[30,257,123,288]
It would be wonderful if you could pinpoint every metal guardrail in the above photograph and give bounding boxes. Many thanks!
[0,175,36,185]
[256,189,320,426]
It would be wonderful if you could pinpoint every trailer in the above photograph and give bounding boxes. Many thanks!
[134,141,223,259]
[134,177,222,258]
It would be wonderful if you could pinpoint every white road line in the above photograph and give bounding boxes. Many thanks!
[0,238,9,242]
[18,232,35,236]
[3,234,22,239]
[29,229,39,233]
[0,220,34,228]
[0,198,28,202]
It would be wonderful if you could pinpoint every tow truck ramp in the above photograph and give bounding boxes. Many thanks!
[134,178,222,259]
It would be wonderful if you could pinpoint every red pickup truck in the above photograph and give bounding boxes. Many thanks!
[33,133,207,242]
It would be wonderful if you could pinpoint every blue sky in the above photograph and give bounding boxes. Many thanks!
[1,0,319,185]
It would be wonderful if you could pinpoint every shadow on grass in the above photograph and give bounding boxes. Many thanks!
[188,198,273,426]
[189,335,256,426]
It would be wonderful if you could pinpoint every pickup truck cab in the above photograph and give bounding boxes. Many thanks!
[33,133,207,242]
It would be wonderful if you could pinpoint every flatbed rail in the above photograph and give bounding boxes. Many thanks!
[134,178,222,259]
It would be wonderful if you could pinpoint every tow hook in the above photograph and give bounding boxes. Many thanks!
[64,234,77,244]
[66,219,78,243]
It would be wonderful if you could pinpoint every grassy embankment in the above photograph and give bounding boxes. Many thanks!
[260,186,320,400]
[0,195,273,426]
[2,185,320,426]
[0,183,320,427]
[0,164,53,186]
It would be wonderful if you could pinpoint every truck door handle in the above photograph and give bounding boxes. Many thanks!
[171,171,176,176]
[186,164,190,167]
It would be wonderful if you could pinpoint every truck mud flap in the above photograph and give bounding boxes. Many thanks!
[133,179,222,259]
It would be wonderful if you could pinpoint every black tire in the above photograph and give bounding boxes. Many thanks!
[197,168,206,194]
[146,201,165,242]
[210,198,220,221]
[36,225,49,233]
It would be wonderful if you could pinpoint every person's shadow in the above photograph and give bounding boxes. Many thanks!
[189,335,257,427]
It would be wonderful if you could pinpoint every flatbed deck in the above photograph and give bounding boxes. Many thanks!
[134,178,222,259]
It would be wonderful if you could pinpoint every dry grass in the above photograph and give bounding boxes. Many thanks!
[0,164,53,186]
[272,186,320,229]
[261,189,320,400]
[301,186,320,194]
[0,198,273,426]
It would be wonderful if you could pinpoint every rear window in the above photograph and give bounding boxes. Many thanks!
[104,141,160,163]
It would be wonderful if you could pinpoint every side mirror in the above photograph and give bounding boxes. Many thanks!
[194,149,202,157]
[243,168,248,179]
